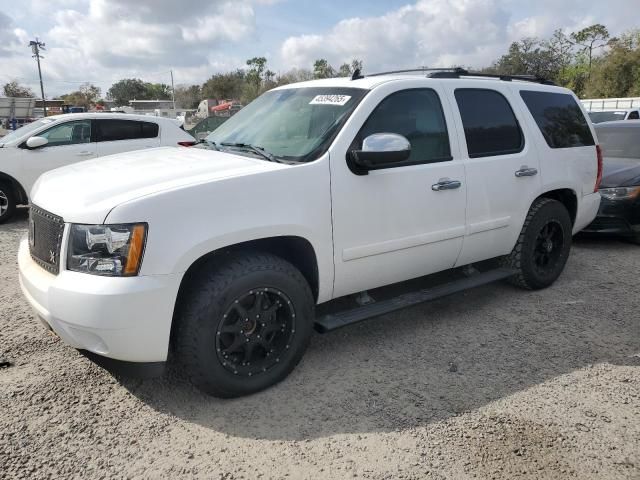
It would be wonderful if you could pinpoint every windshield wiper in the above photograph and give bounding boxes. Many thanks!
[220,142,279,163]
[199,139,219,151]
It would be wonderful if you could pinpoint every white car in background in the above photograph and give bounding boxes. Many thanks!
[588,108,640,123]
[0,113,196,222]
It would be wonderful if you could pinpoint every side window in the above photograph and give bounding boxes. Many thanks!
[627,111,639,120]
[520,91,595,148]
[97,120,158,142]
[358,89,452,165]
[39,120,91,147]
[454,89,523,158]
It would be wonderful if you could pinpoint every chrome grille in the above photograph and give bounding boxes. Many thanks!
[29,205,65,275]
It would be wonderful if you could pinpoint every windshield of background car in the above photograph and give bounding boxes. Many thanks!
[0,118,58,145]
[589,111,627,123]
[206,87,367,162]
[595,124,640,159]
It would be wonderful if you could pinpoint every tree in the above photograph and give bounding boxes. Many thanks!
[313,59,335,79]
[3,81,34,98]
[546,29,575,86]
[584,30,640,98]
[337,59,364,77]
[174,84,202,109]
[571,24,610,78]
[490,38,560,79]
[201,70,245,101]
[106,78,148,106]
[246,57,267,89]
[61,83,101,109]
[275,68,314,86]
[145,83,172,100]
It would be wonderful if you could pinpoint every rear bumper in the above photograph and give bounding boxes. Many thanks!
[582,196,640,237]
[18,238,181,363]
[573,192,602,234]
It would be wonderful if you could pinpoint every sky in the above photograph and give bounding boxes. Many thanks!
[0,0,638,97]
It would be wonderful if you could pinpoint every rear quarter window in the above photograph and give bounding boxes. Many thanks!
[520,91,595,148]
[97,120,159,141]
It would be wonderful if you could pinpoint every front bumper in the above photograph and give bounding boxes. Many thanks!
[582,196,640,237]
[18,238,181,364]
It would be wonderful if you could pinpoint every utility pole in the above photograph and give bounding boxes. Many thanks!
[170,69,176,110]
[29,38,47,117]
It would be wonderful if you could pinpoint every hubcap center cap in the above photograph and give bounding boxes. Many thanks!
[544,240,553,252]
[244,318,257,335]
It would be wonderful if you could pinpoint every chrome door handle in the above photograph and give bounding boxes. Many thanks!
[515,167,538,177]
[432,179,462,191]
[76,151,93,156]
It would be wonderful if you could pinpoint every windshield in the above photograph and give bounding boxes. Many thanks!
[589,111,627,123]
[206,87,367,162]
[0,118,58,144]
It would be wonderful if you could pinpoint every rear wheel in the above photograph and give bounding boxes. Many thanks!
[175,252,314,397]
[503,198,572,290]
[0,182,16,224]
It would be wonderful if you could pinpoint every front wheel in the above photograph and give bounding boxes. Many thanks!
[503,198,573,290]
[0,182,16,224]
[175,252,314,397]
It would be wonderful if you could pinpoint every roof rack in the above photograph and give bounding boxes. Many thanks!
[352,66,556,86]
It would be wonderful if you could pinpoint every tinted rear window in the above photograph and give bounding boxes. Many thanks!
[97,120,159,141]
[520,91,594,148]
[454,89,523,158]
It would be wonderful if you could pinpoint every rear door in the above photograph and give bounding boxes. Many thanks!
[21,119,97,193]
[444,83,542,266]
[96,119,160,156]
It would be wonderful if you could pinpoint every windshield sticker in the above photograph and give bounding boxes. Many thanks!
[310,94,352,106]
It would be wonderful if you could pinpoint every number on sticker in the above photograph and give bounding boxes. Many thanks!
[309,95,352,106]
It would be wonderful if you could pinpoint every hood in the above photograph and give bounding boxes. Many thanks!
[31,146,284,223]
[600,157,640,188]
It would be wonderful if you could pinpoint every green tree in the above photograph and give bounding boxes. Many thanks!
[201,70,245,101]
[571,24,610,78]
[61,83,101,109]
[3,81,34,98]
[491,38,560,79]
[546,29,575,86]
[337,59,364,77]
[174,84,202,109]
[144,83,172,99]
[246,56,267,89]
[313,59,335,79]
[106,78,148,105]
[584,30,640,97]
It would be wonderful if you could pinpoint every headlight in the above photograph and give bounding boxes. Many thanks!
[67,223,147,276]
[599,186,640,201]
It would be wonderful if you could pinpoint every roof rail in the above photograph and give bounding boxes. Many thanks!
[351,66,556,85]
[427,68,556,85]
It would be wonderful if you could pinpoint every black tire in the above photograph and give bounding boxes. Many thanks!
[503,198,572,290]
[175,252,314,397]
[0,182,16,224]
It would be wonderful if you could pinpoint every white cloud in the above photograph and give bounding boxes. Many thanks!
[280,0,639,73]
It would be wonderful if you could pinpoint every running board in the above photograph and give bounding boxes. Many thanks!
[314,267,515,333]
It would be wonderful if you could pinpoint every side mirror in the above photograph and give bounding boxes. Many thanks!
[350,133,411,171]
[26,136,48,149]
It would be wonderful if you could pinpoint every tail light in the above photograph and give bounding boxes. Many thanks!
[178,141,196,147]
[594,144,603,193]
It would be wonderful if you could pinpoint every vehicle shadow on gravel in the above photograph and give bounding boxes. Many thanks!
[0,207,29,230]
[123,245,640,441]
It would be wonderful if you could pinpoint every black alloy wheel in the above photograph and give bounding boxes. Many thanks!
[215,288,296,377]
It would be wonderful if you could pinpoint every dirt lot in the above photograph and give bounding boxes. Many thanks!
[1,207,639,479]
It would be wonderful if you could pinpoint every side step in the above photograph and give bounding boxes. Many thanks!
[314,267,515,333]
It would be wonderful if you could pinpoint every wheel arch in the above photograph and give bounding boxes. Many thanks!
[169,236,320,349]
[538,188,577,226]
[0,172,28,205]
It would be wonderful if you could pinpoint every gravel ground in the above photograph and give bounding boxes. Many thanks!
[1,207,639,479]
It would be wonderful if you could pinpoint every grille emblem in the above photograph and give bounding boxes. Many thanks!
[49,250,56,264]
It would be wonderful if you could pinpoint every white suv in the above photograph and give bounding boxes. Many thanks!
[0,113,196,222]
[18,69,602,397]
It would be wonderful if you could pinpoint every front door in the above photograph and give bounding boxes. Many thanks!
[330,82,467,298]
[22,119,97,194]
